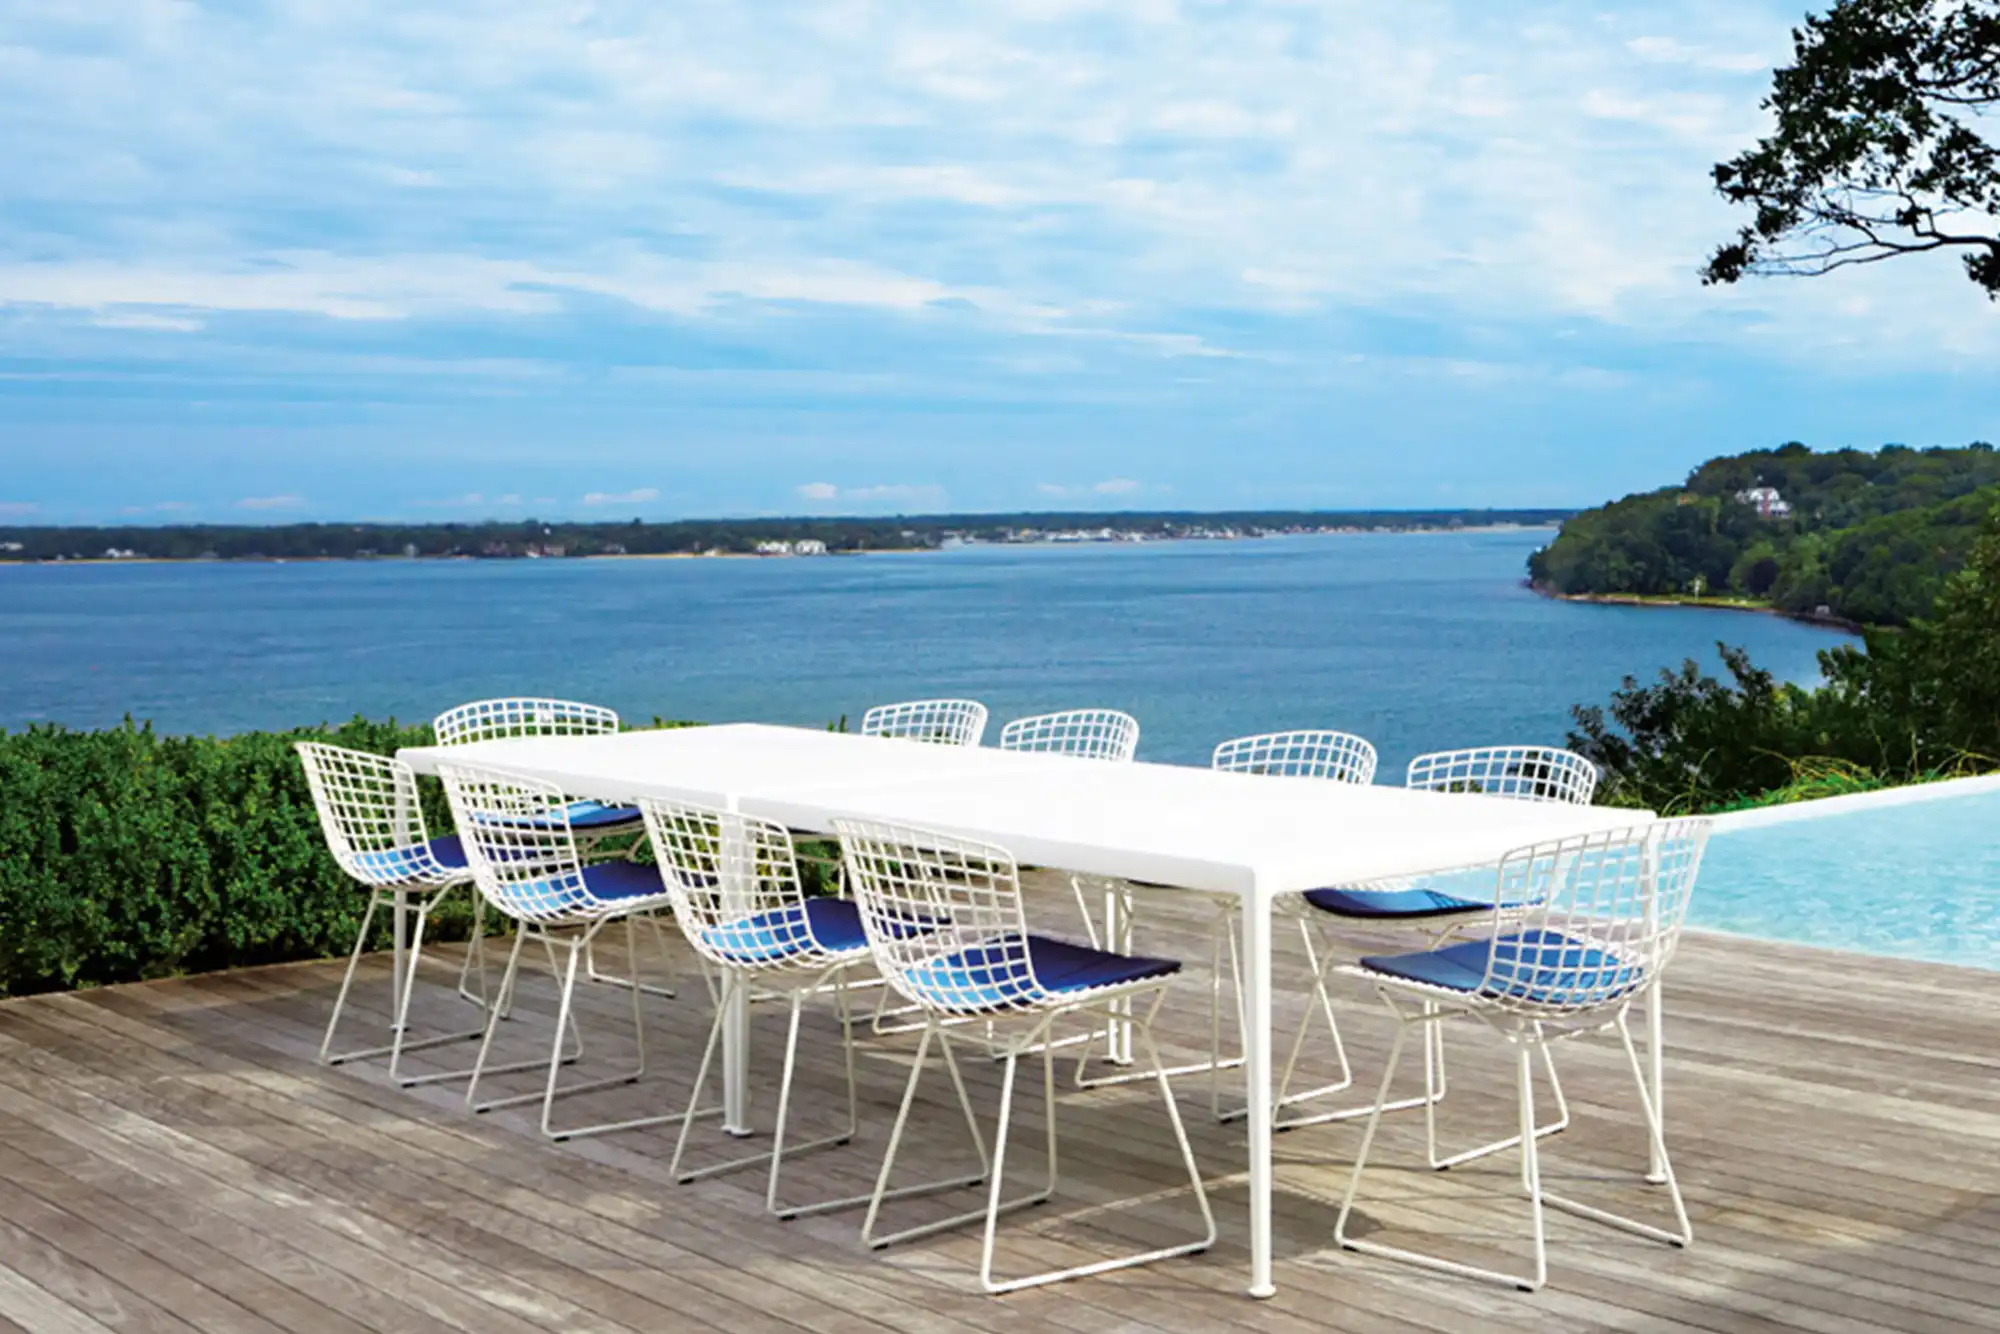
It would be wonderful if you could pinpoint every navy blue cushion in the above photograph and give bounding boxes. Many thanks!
[567,800,643,830]
[903,934,1179,1011]
[705,897,869,964]
[577,859,667,902]
[1303,886,1487,919]
[1360,929,1642,1007]
[350,835,467,882]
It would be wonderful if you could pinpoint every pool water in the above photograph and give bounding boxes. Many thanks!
[1694,784,2000,970]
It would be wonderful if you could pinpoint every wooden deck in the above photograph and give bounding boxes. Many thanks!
[1,876,1997,1334]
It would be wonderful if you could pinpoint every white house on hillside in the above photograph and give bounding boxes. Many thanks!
[1736,485,1792,519]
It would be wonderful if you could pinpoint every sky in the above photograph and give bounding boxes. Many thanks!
[4,0,2000,525]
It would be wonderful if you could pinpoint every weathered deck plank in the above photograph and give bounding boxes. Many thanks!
[0,879,1994,1334]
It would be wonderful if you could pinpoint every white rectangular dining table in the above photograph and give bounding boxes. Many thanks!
[402,723,1656,1298]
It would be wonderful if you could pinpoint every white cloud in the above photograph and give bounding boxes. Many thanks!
[92,311,204,332]
[795,481,947,508]
[581,487,660,506]
[1035,482,1076,498]
[844,483,946,507]
[0,0,1986,390]
[0,501,39,517]
[1093,477,1140,495]
[236,494,306,511]
[118,501,191,515]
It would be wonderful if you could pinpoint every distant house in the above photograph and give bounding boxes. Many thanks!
[1736,485,1793,519]
[754,540,794,556]
[793,538,828,555]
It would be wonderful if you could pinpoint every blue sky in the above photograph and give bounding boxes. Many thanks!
[4,0,2000,524]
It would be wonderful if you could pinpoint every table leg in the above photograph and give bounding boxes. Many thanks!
[1241,891,1275,1299]
[1104,883,1132,1066]
[1646,982,1666,1183]
[723,972,753,1136]
[720,799,754,1137]
[391,891,408,1038]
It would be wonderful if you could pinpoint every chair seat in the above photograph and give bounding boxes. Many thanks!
[510,859,667,917]
[1358,929,1643,1007]
[350,835,467,883]
[1303,885,1489,919]
[904,934,1180,1012]
[704,897,870,965]
[567,800,644,830]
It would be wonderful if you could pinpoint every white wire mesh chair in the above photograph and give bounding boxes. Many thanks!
[1131,731,1380,1119]
[993,707,1141,1036]
[835,818,1215,1294]
[1273,745,1600,1140]
[295,742,492,1086]
[434,696,665,997]
[642,798,976,1220]
[1334,819,1712,1292]
[1406,746,1600,805]
[438,761,711,1142]
[860,698,989,747]
[997,708,1140,762]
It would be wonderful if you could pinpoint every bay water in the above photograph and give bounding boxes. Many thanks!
[0,529,1848,774]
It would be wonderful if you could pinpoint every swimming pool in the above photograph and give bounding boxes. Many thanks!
[1695,776,2000,969]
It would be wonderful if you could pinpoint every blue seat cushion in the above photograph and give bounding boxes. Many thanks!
[705,897,869,964]
[575,859,667,902]
[350,835,467,882]
[1303,886,1488,919]
[507,859,667,916]
[903,934,1180,1011]
[1360,929,1642,1007]
[567,800,643,830]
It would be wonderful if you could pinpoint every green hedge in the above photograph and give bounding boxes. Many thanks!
[0,715,855,998]
[0,717,453,996]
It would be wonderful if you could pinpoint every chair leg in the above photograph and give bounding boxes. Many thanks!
[862,1025,1004,1250]
[320,891,385,1064]
[981,995,1216,1294]
[455,892,488,1007]
[1337,1013,1553,1291]
[465,928,532,1109]
[1537,1013,1692,1248]
[1221,921,1435,1129]
[1075,898,1244,1095]
[386,902,491,1087]
[1428,1026,1569,1171]
[584,907,678,999]
[325,890,489,1071]
[668,972,869,1215]
[471,919,713,1141]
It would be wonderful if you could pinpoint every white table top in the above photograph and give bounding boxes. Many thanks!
[399,723,1651,903]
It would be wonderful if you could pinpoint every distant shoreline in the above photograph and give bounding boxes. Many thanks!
[2,524,1561,568]
[1534,585,1863,633]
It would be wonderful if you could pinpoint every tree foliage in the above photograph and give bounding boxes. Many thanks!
[1572,506,2000,811]
[1705,0,2000,294]
[1531,442,2000,624]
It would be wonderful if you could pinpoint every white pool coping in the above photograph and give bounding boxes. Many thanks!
[1707,770,2000,832]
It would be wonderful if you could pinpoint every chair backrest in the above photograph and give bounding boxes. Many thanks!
[295,741,452,886]
[436,761,602,923]
[433,697,620,747]
[1406,745,1598,806]
[997,709,1139,763]
[1477,818,1712,1017]
[1212,730,1377,785]
[860,698,989,747]
[641,798,827,973]
[835,819,1042,1015]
